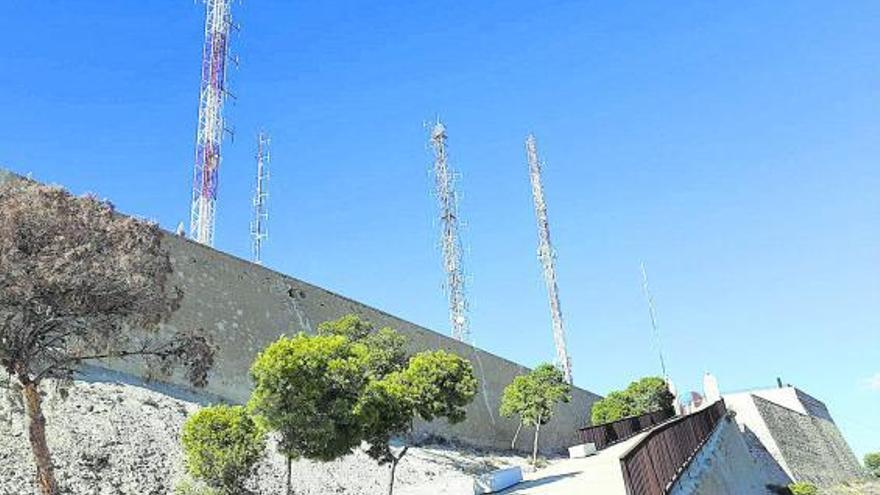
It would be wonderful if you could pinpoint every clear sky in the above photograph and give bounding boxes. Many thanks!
[1,1,878,459]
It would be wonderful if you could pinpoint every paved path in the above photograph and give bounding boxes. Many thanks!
[496,433,647,495]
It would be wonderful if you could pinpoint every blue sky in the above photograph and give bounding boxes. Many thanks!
[1,1,878,458]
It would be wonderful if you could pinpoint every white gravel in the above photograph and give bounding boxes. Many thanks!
[0,379,546,495]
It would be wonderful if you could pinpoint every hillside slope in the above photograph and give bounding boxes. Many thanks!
[0,379,541,495]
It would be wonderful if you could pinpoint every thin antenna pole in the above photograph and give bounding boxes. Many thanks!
[526,134,572,384]
[430,120,470,342]
[640,261,668,379]
[251,131,270,264]
[190,0,235,246]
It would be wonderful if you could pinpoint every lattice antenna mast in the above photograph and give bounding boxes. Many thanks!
[430,121,470,342]
[190,0,235,246]
[251,131,270,264]
[640,262,668,379]
[526,134,573,384]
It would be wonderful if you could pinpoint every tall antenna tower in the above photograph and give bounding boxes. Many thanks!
[430,121,470,342]
[189,0,235,246]
[251,131,270,264]
[640,262,668,379]
[526,134,573,384]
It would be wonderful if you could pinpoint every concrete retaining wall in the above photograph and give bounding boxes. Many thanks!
[0,168,601,453]
[669,417,783,495]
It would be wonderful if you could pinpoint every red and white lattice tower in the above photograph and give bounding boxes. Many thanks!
[190,0,234,246]
[526,134,573,384]
[430,121,470,342]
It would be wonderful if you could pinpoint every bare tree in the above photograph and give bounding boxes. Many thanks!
[0,179,215,495]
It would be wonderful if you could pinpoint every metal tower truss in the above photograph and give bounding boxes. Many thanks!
[526,134,573,384]
[640,262,669,380]
[251,131,270,264]
[190,0,235,246]
[430,121,470,342]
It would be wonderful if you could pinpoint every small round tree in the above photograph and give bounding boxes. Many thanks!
[181,405,265,494]
[589,391,634,424]
[248,315,478,495]
[247,332,367,494]
[357,350,478,495]
[590,376,674,424]
[499,363,570,464]
[500,374,530,449]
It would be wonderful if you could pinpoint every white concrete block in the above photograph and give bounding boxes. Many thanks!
[568,443,597,459]
[473,466,523,494]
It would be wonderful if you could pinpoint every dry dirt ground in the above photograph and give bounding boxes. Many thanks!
[824,480,880,495]
[0,379,548,495]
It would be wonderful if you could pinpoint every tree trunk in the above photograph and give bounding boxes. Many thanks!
[511,421,523,450]
[21,381,57,495]
[388,445,408,495]
[532,415,542,466]
[286,456,292,495]
[388,457,399,495]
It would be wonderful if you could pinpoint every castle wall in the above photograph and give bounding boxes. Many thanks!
[723,391,794,480]
[752,395,866,486]
[123,235,601,453]
[0,168,600,453]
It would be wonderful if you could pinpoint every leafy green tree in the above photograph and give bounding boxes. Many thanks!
[0,179,215,495]
[590,376,674,424]
[865,452,880,477]
[247,333,366,494]
[499,375,529,449]
[248,315,477,495]
[180,405,265,494]
[317,314,407,379]
[589,391,634,424]
[357,350,478,495]
[625,377,675,414]
[499,363,571,464]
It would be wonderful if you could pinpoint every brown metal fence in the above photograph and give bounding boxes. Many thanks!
[577,408,675,451]
[619,400,727,495]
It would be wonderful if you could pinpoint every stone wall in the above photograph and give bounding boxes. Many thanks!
[669,417,785,495]
[753,396,866,486]
[724,391,794,478]
[0,168,601,453]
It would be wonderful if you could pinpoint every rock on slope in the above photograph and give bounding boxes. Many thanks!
[1,379,536,495]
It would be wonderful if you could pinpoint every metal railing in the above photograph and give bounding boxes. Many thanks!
[577,408,675,451]
[619,400,727,495]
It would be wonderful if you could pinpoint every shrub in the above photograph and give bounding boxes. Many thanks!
[788,481,818,495]
[181,405,265,494]
[865,451,880,477]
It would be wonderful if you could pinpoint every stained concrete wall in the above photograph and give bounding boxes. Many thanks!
[0,168,600,453]
[669,417,786,495]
